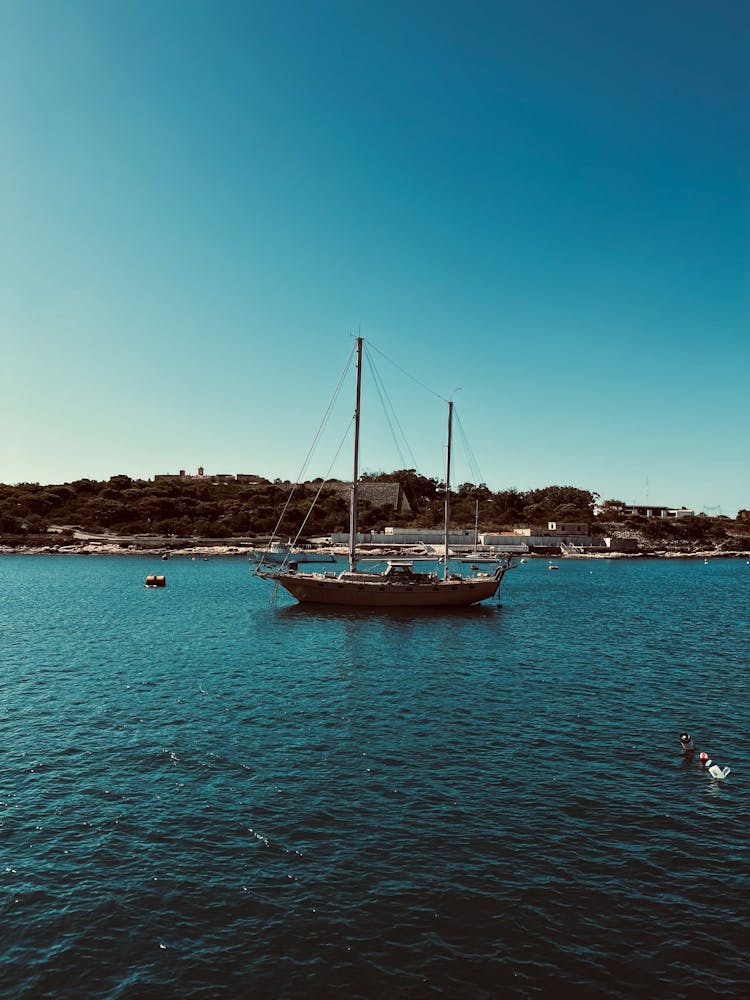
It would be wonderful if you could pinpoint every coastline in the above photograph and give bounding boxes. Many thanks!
[2,543,749,559]
[0,543,252,557]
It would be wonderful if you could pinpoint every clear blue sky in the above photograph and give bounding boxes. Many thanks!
[2,1,748,515]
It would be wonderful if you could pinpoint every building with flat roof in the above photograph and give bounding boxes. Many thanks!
[620,505,694,519]
[154,468,267,485]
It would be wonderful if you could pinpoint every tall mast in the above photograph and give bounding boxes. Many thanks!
[443,399,453,580]
[348,337,363,572]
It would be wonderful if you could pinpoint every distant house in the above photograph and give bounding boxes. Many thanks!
[324,480,412,514]
[332,527,474,545]
[490,522,591,539]
[154,468,267,485]
[481,526,595,551]
[154,471,188,483]
[620,505,694,519]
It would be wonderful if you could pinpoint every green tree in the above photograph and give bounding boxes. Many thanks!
[598,499,627,518]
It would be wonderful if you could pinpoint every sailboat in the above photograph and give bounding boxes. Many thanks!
[248,539,335,565]
[450,497,511,564]
[255,338,513,608]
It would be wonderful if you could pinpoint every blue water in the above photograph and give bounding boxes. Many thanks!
[1,555,748,998]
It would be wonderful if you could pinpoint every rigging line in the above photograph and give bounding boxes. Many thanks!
[267,344,355,546]
[293,343,356,484]
[366,340,447,403]
[282,421,354,561]
[452,408,485,485]
[367,344,424,468]
[363,348,410,470]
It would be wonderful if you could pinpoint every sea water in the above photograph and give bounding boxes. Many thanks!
[1,555,748,998]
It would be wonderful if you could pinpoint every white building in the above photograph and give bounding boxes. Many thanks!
[617,505,694,519]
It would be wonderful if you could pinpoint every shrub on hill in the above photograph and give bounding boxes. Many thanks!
[0,477,744,545]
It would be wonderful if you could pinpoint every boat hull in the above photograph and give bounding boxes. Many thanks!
[271,572,501,607]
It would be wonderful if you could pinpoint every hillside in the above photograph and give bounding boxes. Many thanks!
[1,476,748,553]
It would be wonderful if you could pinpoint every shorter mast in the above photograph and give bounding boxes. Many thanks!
[348,337,363,572]
[443,399,453,580]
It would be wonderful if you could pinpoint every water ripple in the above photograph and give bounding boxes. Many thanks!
[0,555,748,997]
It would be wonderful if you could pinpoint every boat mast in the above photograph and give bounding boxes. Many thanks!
[443,399,453,580]
[348,337,363,572]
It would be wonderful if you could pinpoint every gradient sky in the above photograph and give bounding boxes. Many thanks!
[2,1,748,514]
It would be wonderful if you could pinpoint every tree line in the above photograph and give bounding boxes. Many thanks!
[0,472,746,546]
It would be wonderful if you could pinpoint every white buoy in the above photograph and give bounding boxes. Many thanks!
[699,752,731,780]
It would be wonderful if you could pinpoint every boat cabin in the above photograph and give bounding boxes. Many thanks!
[382,561,437,582]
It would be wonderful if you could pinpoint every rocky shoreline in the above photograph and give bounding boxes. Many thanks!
[0,542,251,557]
[2,542,749,559]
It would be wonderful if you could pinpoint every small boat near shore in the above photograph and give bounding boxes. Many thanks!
[451,549,512,563]
[249,541,335,565]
